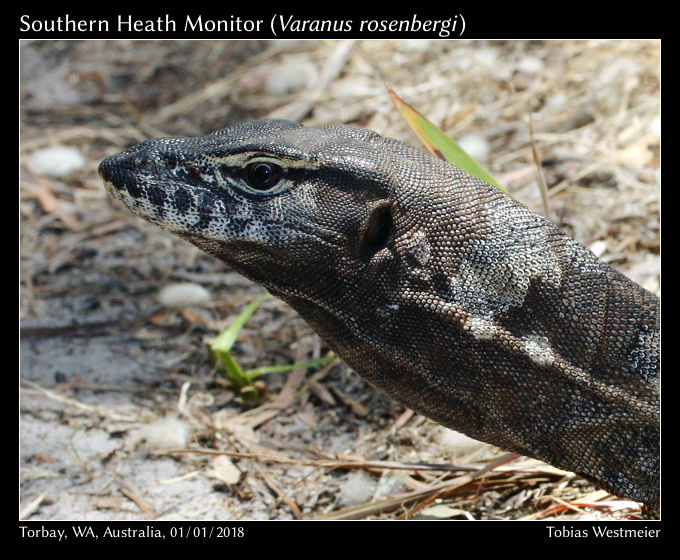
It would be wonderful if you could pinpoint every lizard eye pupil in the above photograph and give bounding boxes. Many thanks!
[246,162,282,190]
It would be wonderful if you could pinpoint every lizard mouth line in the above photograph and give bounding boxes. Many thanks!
[104,178,347,249]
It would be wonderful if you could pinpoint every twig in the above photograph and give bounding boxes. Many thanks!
[161,448,521,519]
[20,378,98,413]
[316,452,519,520]
[160,447,488,473]
[119,481,157,519]
[95,465,122,495]
[149,46,284,126]
[528,111,551,220]
[19,492,48,520]
[549,161,604,196]
[252,463,303,519]
[268,40,356,122]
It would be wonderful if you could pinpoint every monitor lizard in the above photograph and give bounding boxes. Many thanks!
[99,119,660,518]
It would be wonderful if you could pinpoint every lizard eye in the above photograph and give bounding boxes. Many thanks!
[246,161,283,191]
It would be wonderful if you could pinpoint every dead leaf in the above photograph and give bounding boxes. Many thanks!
[36,180,83,231]
[205,455,241,485]
[296,402,317,429]
[95,496,126,510]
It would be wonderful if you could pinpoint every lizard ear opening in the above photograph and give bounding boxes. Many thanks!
[359,204,394,260]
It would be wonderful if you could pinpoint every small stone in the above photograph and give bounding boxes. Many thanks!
[28,146,85,178]
[157,283,211,308]
[265,61,318,95]
[457,133,490,162]
[517,56,544,74]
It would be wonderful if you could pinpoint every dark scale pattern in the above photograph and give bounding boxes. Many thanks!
[99,119,660,517]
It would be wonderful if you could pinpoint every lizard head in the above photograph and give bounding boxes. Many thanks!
[99,119,407,306]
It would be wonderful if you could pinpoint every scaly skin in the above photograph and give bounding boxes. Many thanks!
[100,120,660,517]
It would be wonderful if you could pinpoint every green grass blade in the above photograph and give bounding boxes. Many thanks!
[208,293,337,399]
[216,350,250,388]
[244,356,339,379]
[211,293,269,354]
[387,84,505,192]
